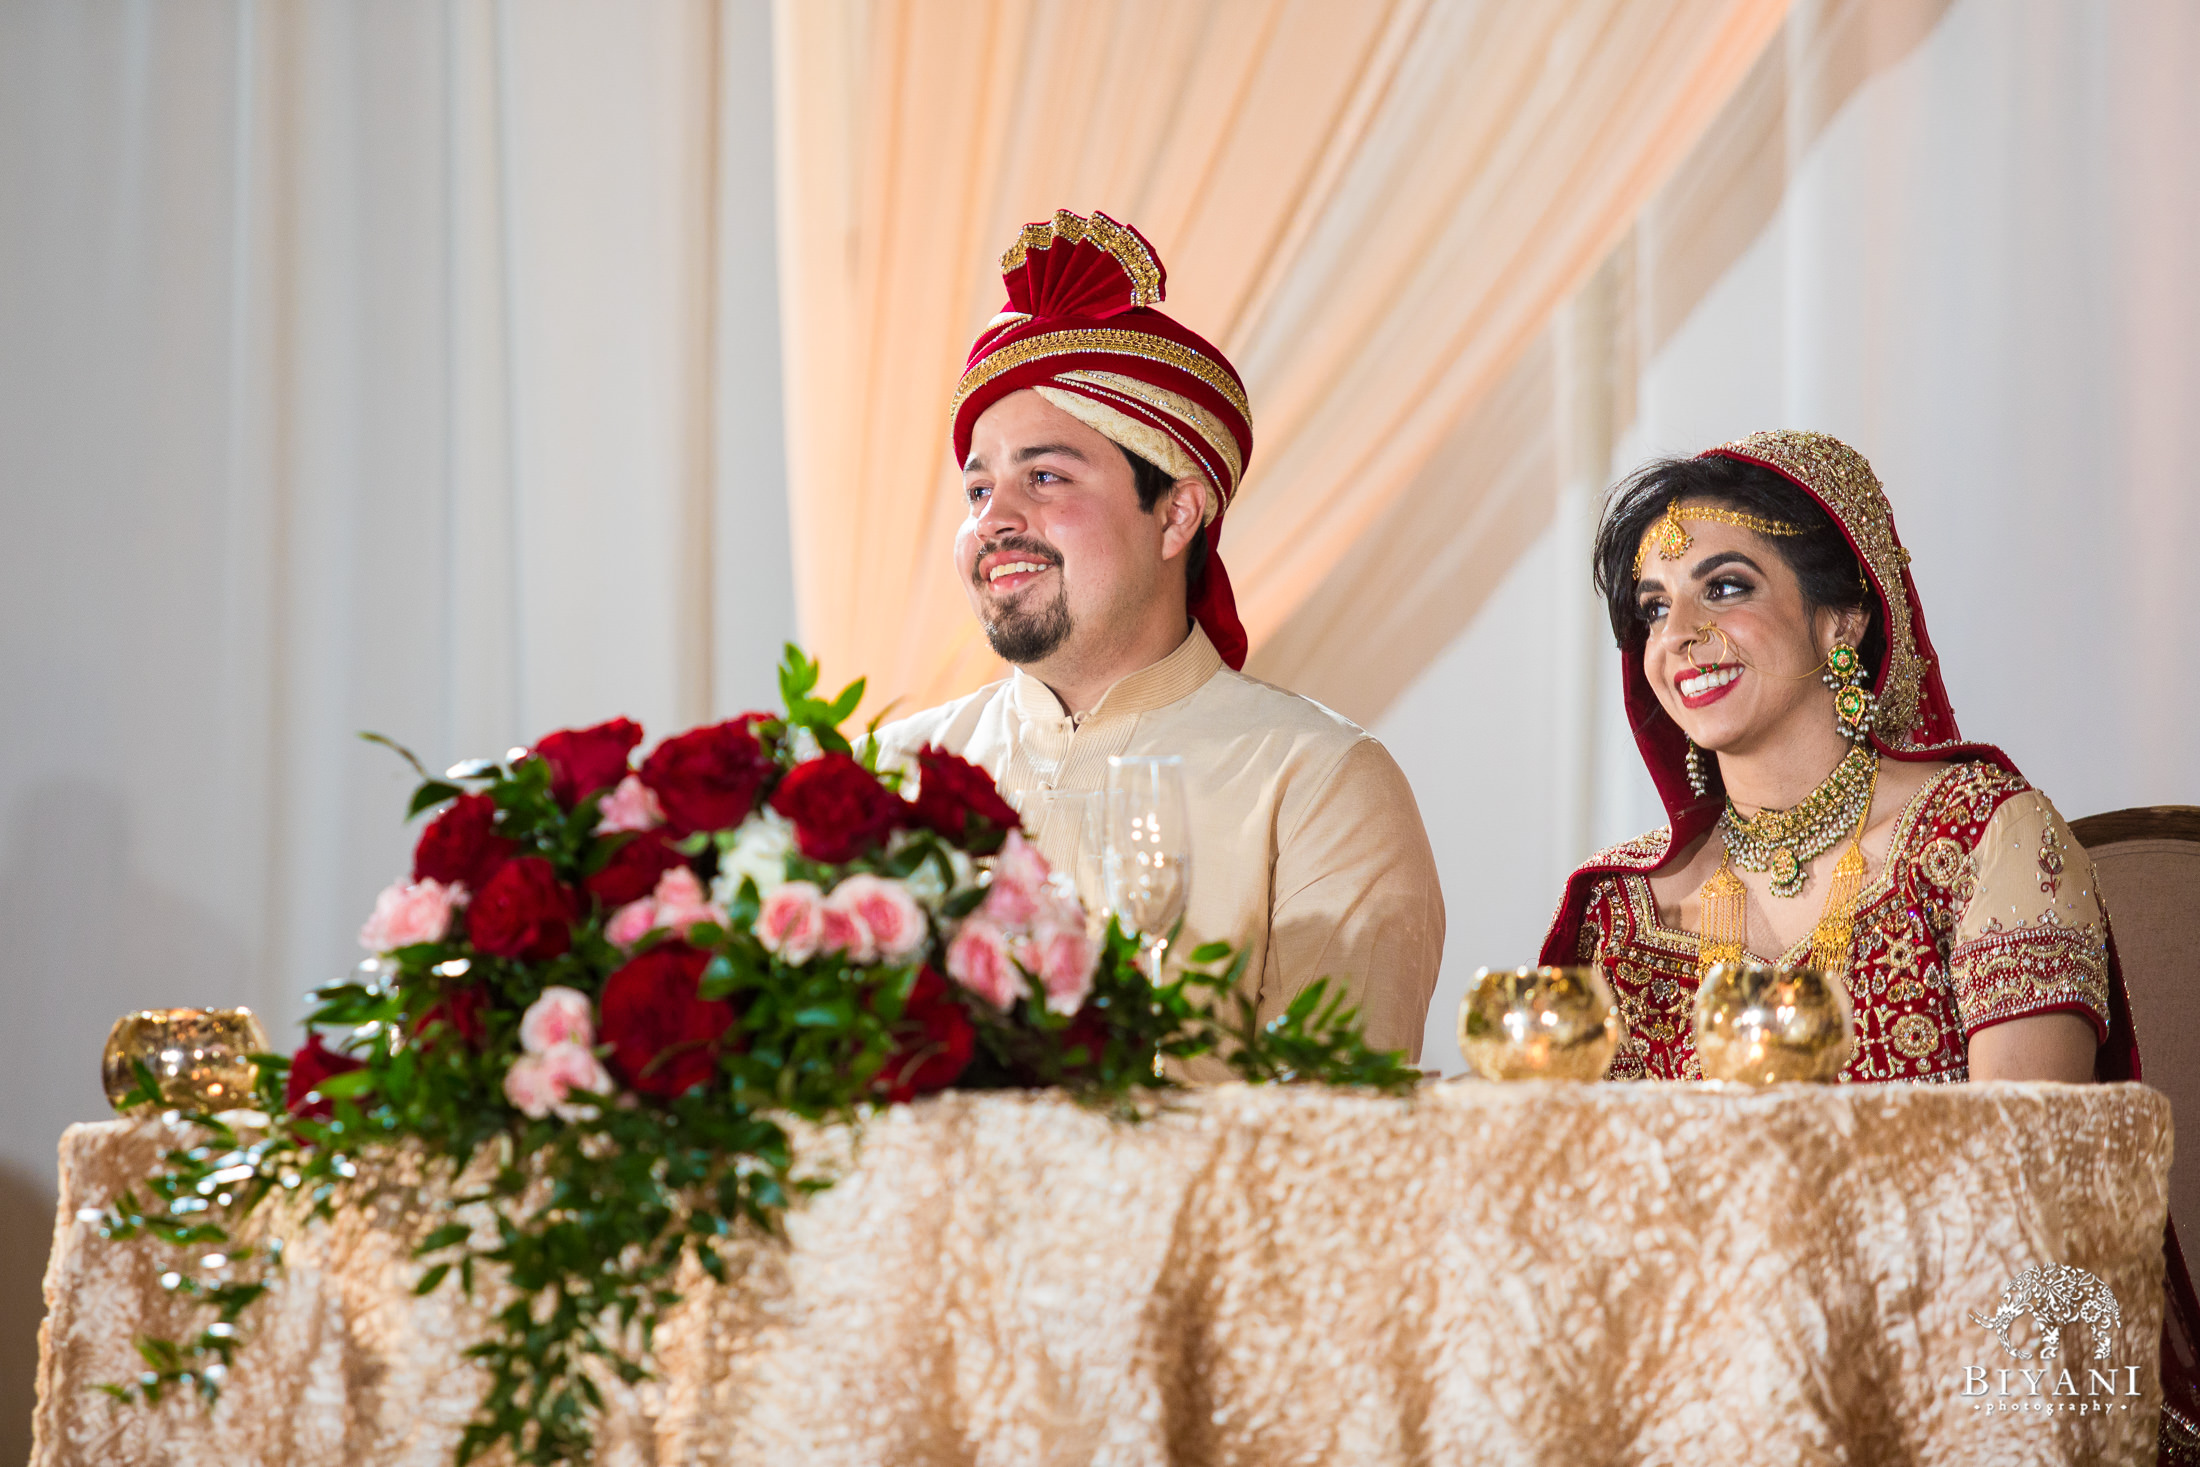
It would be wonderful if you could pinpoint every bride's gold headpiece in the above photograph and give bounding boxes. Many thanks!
[1631,499,1805,578]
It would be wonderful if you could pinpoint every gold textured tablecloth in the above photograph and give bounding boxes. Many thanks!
[33,1082,2173,1466]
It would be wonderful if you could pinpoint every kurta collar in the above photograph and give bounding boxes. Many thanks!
[1009,624,1225,727]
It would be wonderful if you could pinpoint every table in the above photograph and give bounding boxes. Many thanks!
[32,1082,2173,1465]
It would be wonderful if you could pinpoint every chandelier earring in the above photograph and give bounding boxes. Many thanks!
[1821,641,1877,742]
[1686,739,1710,798]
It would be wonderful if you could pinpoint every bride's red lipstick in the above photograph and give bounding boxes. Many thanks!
[1677,662,1742,709]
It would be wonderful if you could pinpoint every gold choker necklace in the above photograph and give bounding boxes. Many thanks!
[1697,749,1880,984]
[1717,742,1878,899]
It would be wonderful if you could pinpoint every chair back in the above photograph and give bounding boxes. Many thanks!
[2071,806,2200,1245]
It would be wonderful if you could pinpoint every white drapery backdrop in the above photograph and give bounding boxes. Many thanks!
[0,4,790,1453]
[773,0,1789,715]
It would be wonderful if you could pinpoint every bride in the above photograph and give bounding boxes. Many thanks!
[1538,430,2194,1457]
[1545,430,2111,1083]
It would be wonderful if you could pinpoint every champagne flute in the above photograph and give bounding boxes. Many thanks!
[1103,756,1190,981]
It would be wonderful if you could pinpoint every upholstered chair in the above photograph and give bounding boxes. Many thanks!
[2070,805,2200,1243]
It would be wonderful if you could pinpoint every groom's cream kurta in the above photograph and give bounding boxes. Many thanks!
[879,627,1443,1075]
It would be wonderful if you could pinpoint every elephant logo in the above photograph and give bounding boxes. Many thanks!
[1968,1264,2121,1361]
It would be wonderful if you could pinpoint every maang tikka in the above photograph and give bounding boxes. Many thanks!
[1823,642,1877,742]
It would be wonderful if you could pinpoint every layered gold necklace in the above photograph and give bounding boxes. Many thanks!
[1718,742,1877,898]
[1696,746,1880,983]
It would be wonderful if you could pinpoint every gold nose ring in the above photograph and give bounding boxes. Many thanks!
[1684,623,1733,673]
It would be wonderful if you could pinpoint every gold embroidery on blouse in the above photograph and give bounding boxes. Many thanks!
[1588,763,2087,1085]
[2037,821,2067,896]
[1890,1011,1941,1058]
[1950,922,2109,1031]
[1921,837,1966,890]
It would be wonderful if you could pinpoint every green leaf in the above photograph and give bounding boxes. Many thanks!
[778,645,819,703]
[1186,940,1233,964]
[311,1069,375,1099]
[697,953,740,1000]
[415,1262,453,1296]
[118,1058,166,1111]
[415,1223,473,1256]
[825,678,866,724]
[359,730,434,782]
[408,781,464,817]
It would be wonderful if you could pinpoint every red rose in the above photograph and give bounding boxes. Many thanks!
[584,830,688,907]
[597,943,737,1097]
[639,716,774,836]
[1004,1002,1112,1088]
[874,967,975,1104]
[534,717,642,807]
[908,746,1019,849]
[1057,1003,1110,1074]
[413,791,514,890]
[412,985,489,1050]
[770,753,904,863]
[466,856,579,961]
[285,1034,367,1118]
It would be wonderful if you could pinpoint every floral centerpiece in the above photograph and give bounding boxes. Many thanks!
[95,649,1414,1464]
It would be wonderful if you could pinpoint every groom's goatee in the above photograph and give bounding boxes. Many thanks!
[984,593,1072,663]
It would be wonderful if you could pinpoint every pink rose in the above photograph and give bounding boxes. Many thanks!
[1034,883,1087,937]
[980,831,1052,926]
[605,899,659,949]
[503,1041,613,1122]
[817,899,876,964]
[756,881,824,964]
[946,916,1021,1009]
[650,867,722,932]
[1016,921,1096,1015]
[606,867,726,950]
[593,775,665,835]
[831,874,926,963]
[518,986,595,1054]
[358,878,464,953]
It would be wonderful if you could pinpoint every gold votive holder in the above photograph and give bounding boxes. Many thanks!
[1693,962,1854,1084]
[1458,965,1621,1081]
[102,1008,273,1114]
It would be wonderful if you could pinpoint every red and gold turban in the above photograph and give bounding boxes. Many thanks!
[950,210,1255,668]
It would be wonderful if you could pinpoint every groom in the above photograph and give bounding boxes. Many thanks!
[880,210,1442,1073]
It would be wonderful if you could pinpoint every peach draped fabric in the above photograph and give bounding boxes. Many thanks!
[36,1084,2170,1465]
[773,0,1791,713]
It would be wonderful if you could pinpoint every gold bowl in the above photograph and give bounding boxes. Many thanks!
[1692,962,1854,1084]
[102,1008,273,1114]
[1458,965,1621,1081]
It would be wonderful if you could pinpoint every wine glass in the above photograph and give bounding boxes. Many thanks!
[1103,756,1190,981]
[1026,789,1106,933]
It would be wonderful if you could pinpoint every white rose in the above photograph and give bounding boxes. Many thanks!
[898,835,978,911]
[711,810,797,904]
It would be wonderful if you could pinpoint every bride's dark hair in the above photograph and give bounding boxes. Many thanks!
[1591,453,1886,680]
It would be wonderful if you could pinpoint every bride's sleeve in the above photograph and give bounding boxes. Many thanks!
[1946,789,2112,1044]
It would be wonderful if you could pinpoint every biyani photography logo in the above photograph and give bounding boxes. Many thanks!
[1960,1263,2144,1416]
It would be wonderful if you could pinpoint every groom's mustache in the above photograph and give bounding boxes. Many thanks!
[971,534,1063,588]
